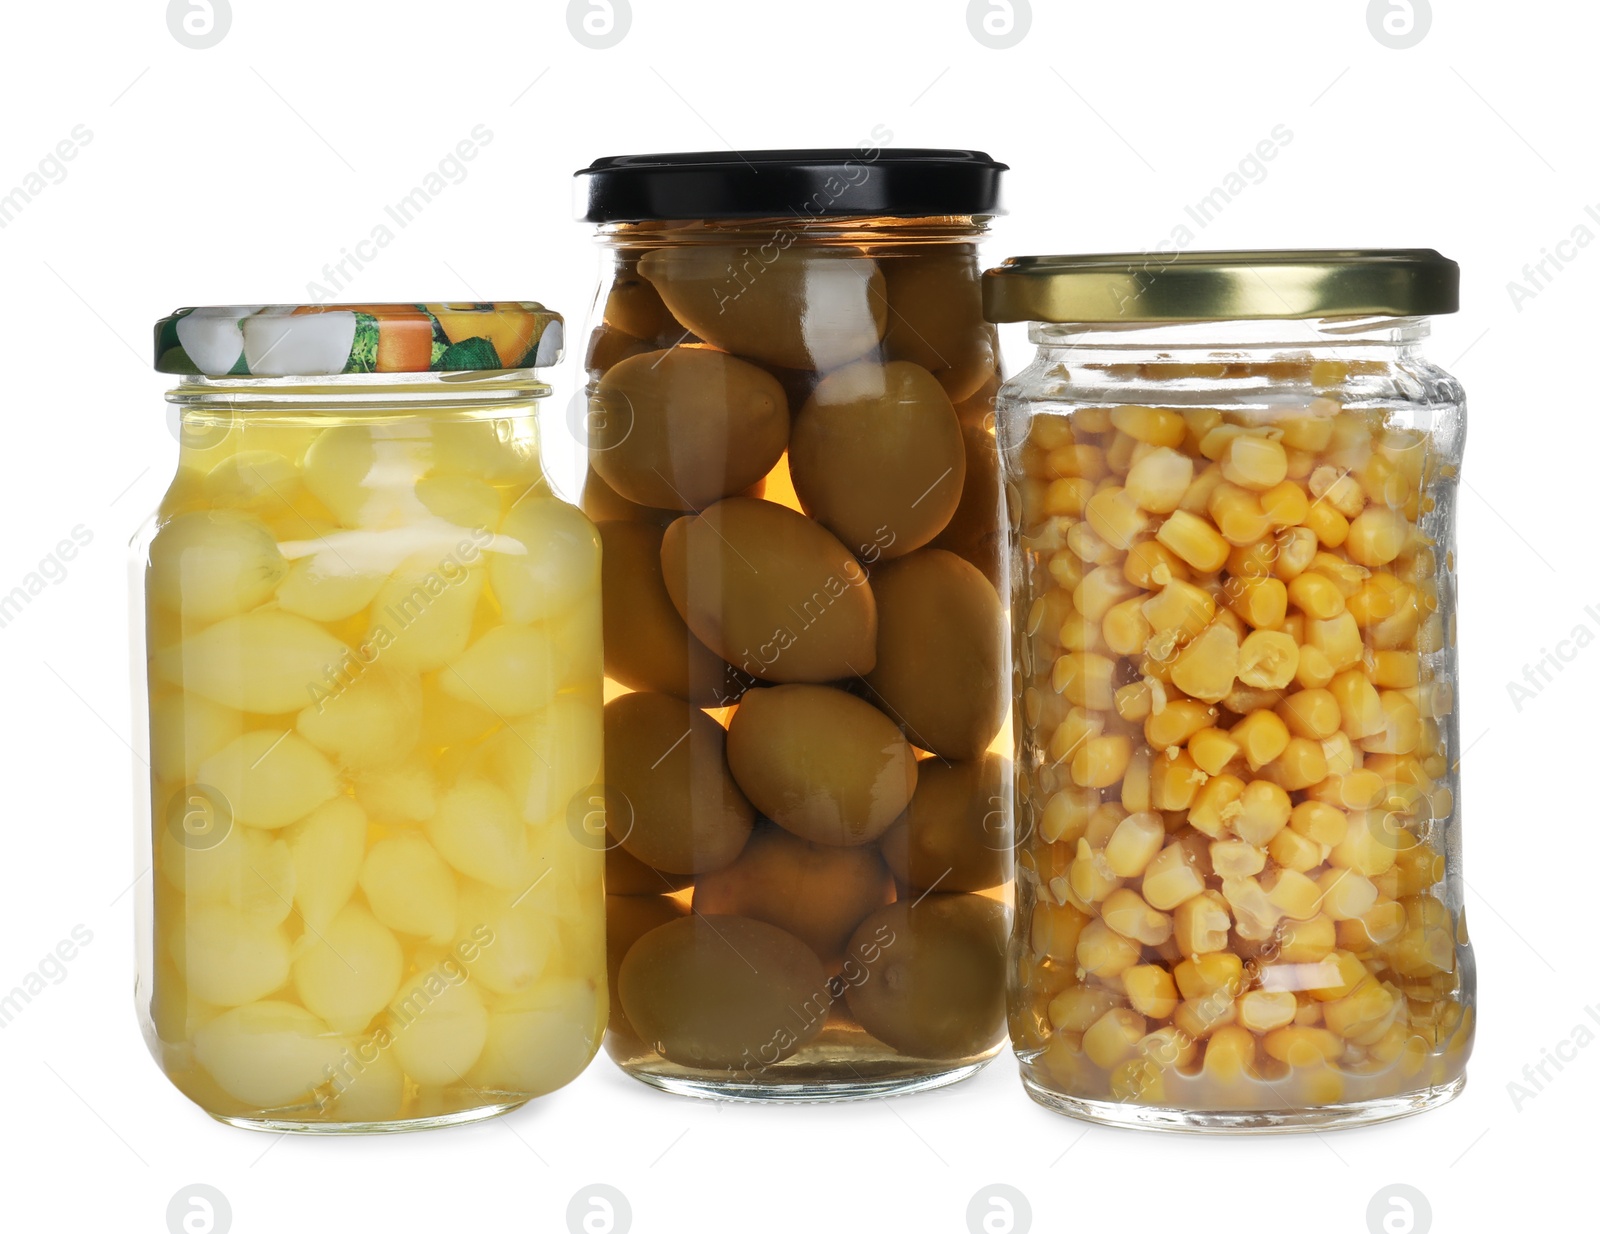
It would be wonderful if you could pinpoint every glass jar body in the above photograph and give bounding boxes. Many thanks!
[997,318,1472,1131]
[135,374,607,1132]
[582,217,1013,1099]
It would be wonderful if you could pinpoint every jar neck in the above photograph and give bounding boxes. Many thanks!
[166,370,549,416]
[1026,315,1431,360]
[598,215,991,250]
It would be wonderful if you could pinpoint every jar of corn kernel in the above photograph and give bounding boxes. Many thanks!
[137,302,607,1132]
[984,251,1473,1131]
[575,150,1014,1100]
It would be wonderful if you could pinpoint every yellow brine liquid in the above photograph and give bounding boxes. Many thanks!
[140,393,606,1130]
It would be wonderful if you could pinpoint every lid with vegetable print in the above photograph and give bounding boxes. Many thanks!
[153,302,564,376]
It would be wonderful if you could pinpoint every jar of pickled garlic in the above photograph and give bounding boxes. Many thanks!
[575,149,1013,1099]
[137,302,607,1132]
[986,251,1473,1131]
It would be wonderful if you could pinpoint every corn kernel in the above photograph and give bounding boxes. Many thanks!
[1174,891,1233,956]
[1119,748,1152,813]
[1123,965,1180,1020]
[1031,901,1092,963]
[1237,630,1299,690]
[1289,800,1348,846]
[1229,577,1289,631]
[1295,645,1336,689]
[1188,726,1239,776]
[1303,501,1349,548]
[1210,839,1266,879]
[1263,1026,1343,1066]
[1046,444,1108,480]
[1262,868,1323,921]
[1075,564,1138,621]
[1144,699,1213,751]
[1279,407,1337,451]
[1175,996,1237,1039]
[1053,652,1117,708]
[1329,818,1398,878]
[1068,838,1119,904]
[1187,773,1245,837]
[1083,1007,1148,1069]
[1270,737,1329,792]
[1221,435,1289,491]
[1108,1057,1165,1102]
[1198,423,1246,461]
[1227,539,1278,581]
[1372,650,1420,689]
[1123,539,1189,589]
[1103,596,1153,656]
[1178,463,1226,515]
[1307,612,1364,672]
[1231,713,1291,773]
[1086,486,1150,550]
[1273,526,1319,579]
[1113,680,1152,722]
[1111,405,1186,448]
[1047,985,1122,1033]
[1322,978,1397,1039]
[1237,990,1298,1033]
[1201,1025,1258,1080]
[1209,483,1272,544]
[1043,476,1095,517]
[1102,888,1174,947]
[1278,688,1340,741]
[1149,750,1204,812]
[1346,507,1409,566]
[1124,446,1195,514]
[1305,950,1369,1002]
[1360,689,1422,755]
[1141,579,1216,642]
[1138,1025,1197,1070]
[1039,788,1099,845]
[1077,918,1142,978]
[1157,510,1231,573]
[1330,669,1386,739]
[1142,841,1207,911]
[1105,811,1166,878]
[1171,623,1239,703]
[1268,824,1325,872]
[1287,571,1345,619]
[1260,480,1309,528]
[1277,914,1337,961]
[1047,707,1103,765]
[1174,951,1244,1001]
[1308,466,1366,518]
[1315,868,1379,923]
[1221,876,1281,940]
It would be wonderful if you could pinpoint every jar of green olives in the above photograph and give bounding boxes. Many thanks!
[576,149,1015,1100]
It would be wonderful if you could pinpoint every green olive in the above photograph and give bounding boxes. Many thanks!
[605,843,692,896]
[603,692,754,875]
[660,497,877,683]
[929,420,1005,587]
[606,894,686,1036]
[842,893,1008,1060]
[789,361,965,560]
[864,548,1005,760]
[603,257,680,342]
[637,245,887,371]
[618,914,831,1071]
[599,521,752,708]
[693,823,894,966]
[880,251,999,404]
[725,684,916,847]
[581,466,677,527]
[585,324,654,375]
[880,753,1010,893]
[591,347,789,511]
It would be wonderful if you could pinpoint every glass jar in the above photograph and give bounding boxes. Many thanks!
[137,302,608,1132]
[985,251,1473,1131]
[575,149,1014,1100]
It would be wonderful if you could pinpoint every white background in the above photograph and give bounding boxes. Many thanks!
[0,2,1590,1231]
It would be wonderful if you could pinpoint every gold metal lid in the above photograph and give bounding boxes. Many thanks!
[982,249,1459,324]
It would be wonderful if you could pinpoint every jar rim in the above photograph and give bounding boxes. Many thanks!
[983,249,1459,324]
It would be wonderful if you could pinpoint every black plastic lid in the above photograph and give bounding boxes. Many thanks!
[576,149,1007,222]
